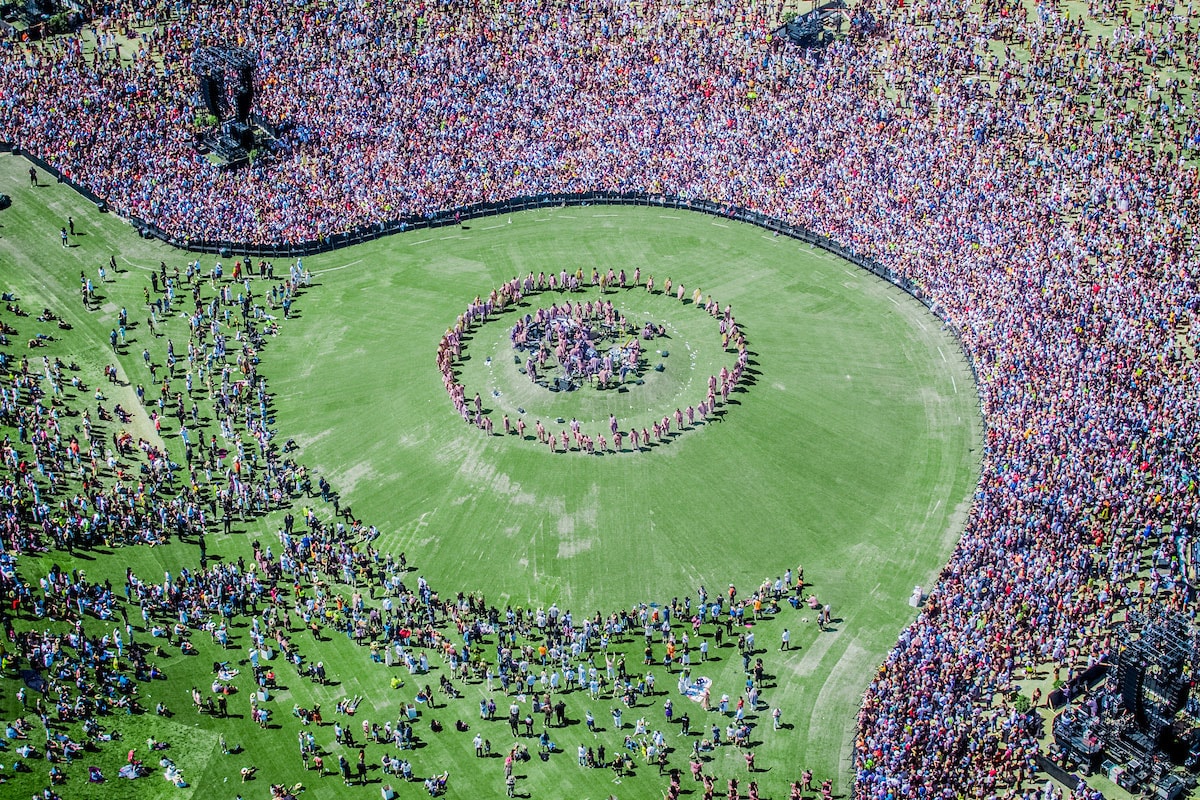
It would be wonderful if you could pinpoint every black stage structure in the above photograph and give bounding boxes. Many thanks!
[1049,609,1200,797]
[772,0,847,48]
[0,0,81,40]
[191,45,281,169]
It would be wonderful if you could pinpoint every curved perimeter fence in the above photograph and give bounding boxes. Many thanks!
[2,142,981,394]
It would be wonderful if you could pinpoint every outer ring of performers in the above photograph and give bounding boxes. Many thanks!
[436,278,751,454]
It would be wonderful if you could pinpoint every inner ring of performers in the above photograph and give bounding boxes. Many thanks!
[511,300,662,391]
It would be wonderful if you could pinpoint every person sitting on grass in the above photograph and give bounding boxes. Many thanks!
[424,771,449,796]
[163,763,186,786]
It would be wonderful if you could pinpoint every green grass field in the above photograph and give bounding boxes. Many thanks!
[0,151,981,800]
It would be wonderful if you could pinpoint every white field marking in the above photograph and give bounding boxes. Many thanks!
[950,374,958,394]
[657,215,681,219]
[843,269,856,277]
[553,214,577,219]
[914,318,928,331]
[120,256,155,271]
[439,234,469,240]
[805,248,840,261]
[762,235,780,242]
[592,213,620,217]
[412,510,433,537]
[710,222,728,228]
[407,238,435,246]
[938,347,947,362]
[316,259,363,274]
[887,295,901,306]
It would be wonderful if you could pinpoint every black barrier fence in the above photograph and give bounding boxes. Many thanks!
[0,144,981,392]
[2,142,110,211]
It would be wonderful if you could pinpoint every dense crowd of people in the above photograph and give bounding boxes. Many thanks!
[0,0,1198,796]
